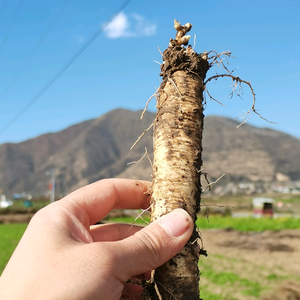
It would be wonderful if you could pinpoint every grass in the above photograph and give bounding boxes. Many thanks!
[196,215,300,231]
[275,196,300,204]
[0,223,28,274]
[266,273,289,281]
[199,253,300,299]
[108,215,300,232]
[200,288,237,300]
[200,266,263,297]
[200,268,264,298]
[0,199,49,214]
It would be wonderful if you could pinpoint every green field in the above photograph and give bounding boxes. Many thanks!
[0,199,49,215]
[196,216,300,231]
[0,223,28,274]
[108,215,300,231]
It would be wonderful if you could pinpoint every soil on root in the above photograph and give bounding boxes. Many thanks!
[160,45,209,88]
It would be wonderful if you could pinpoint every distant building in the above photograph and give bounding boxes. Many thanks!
[0,194,13,208]
[252,197,275,218]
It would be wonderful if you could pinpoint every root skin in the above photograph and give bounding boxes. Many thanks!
[150,42,209,299]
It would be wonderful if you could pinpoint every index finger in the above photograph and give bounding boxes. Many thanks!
[62,178,151,226]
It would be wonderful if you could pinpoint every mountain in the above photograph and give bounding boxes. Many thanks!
[0,109,299,196]
[0,109,154,196]
[202,116,300,183]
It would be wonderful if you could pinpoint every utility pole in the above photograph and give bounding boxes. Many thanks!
[48,168,56,203]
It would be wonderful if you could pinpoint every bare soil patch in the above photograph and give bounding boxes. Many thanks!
[260,280,300,300]
[219,229,298,252]
[0,213,34,224]
[199,229,300,299]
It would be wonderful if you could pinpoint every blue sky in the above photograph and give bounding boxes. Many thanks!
[0,0,299,144]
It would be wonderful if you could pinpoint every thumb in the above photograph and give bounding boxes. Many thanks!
[115,208,194,281]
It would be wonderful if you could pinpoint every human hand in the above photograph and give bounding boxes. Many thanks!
[0,179,193,300]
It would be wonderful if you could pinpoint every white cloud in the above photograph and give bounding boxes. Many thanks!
[104,12,131,38]
[104,12,156,39]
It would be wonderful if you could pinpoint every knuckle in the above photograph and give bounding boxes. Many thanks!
[134,228,166,266]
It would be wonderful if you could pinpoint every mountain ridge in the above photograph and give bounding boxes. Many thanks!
[0,108,299,196]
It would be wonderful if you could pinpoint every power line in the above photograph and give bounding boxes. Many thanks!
[0,0,25,54]
[0,0,132,136]
[0,0,70,101]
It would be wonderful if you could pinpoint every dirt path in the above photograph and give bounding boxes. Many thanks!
[0,213,34,224]
[199,229,300,299]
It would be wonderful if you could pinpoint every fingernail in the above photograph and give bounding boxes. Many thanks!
[159,209,191,237]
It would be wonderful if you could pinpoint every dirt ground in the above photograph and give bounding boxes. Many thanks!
[200,229,300,300]
[0,213,34,224]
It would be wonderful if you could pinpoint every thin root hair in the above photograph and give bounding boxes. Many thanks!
[193,34,196,50]
[202,173,225,193]
[204,86,225,106]
[127,147,152,167]
[155,280,179,300]
[208,50,234,73]
[204,73,276,126]
[158,46,163,58]
[140,87,160,120]
[168,77,183,99]
[125,207,151,236]
[130,122,154,151]
[200,200,210,222]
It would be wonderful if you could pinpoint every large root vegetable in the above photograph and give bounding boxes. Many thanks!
[149,20,209,300]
